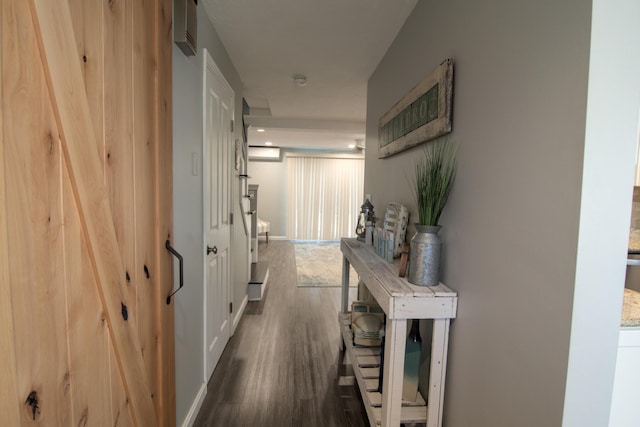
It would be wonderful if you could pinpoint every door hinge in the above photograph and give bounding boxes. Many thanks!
[229,302,233,313]
[230,212,234,225]
[230,119,234,132]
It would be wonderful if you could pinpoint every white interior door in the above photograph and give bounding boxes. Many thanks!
[203,49,233,380]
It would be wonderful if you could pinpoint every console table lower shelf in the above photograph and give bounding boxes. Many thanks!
[339,313,427,425]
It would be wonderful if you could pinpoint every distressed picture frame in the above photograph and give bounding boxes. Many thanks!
[378,59,454,158]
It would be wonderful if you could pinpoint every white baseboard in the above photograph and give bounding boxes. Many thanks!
[180,382,207,427]
[258,235,286,241]
[232,294,248,334]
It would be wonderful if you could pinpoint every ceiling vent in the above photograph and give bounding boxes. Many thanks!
[175,0,197,56]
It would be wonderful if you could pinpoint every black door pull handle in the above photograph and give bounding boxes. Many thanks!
[207,245,217,255]
[166,240,184,304]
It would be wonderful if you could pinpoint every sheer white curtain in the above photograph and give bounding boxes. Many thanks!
[287,155,364,240]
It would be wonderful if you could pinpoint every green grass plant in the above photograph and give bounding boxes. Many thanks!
[414,138,457,226]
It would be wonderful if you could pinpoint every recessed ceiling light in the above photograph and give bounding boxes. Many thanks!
[265,141,273,146]
[256,128,265,132]
[348,144,356,149]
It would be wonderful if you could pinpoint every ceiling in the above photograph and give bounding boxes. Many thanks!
[202,0,417,151]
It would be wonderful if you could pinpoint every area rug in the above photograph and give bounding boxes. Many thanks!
[295,241,357,287]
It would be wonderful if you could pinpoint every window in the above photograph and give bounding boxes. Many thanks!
[286,155,364,240]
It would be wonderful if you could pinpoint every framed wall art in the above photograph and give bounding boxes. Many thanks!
[378,59,453,158]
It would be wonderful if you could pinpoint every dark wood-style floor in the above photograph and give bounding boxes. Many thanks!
[193,241,369,427]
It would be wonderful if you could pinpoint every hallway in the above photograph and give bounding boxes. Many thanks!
[193,241,369,426]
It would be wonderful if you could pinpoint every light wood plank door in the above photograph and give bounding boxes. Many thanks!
[0,0,175,425]
[203,49,234,380]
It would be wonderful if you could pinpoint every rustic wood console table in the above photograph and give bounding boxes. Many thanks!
[339,238,457,427]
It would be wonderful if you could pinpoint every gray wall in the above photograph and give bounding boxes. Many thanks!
[366,1,640,426]
[173,7,247,426]
[248,158,288,238]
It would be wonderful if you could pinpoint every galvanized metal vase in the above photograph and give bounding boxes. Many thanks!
[408,224,441,286]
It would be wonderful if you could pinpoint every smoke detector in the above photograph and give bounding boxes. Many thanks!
[293,75,307,87]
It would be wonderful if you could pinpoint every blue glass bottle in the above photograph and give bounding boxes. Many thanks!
[402,319,422,402]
